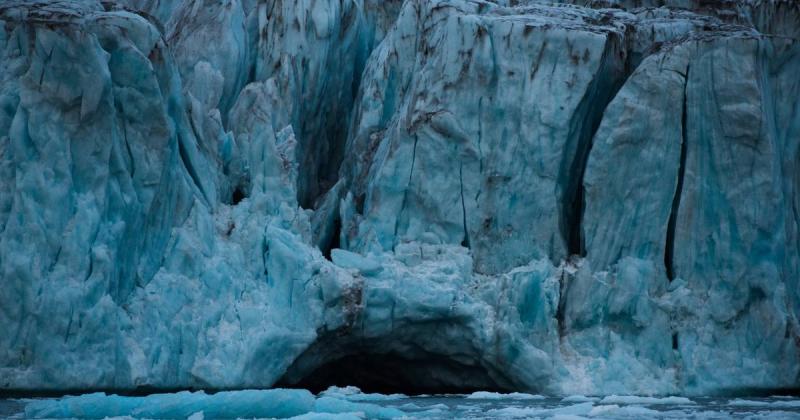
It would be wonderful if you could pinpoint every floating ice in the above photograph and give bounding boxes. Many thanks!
[320,386,407,402]
[24,389,315,419]
[598,395,695,405]
[487,402,595,418]
[13,392,800,419]
[313,397,404,420]
[588,404,662,417]
[562,395,599,403]
[288,413,364,420]
[466,391,546,400]
[727,399,800,408]
[21,390,406,420]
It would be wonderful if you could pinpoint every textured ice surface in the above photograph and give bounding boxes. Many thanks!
[598,395,695,405]
[23,389,315,419]
[465,391,546,400]
[19,388,403,419]
[729,399,800,409]
[320,386,407,402]
[0,0,799,397]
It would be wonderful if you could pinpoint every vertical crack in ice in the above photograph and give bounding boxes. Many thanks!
[262,225,270,281]
[84,254,94,283]
[295,2,404,210]
[38,46,54,87]
[288,277,294,309]
[561,32,631,258]
[393,133,418,249]
[322,216,341,260]
[459,160,470,249]
[63,307,73,344]
[477,97,483,174]
[121,119,135,177]
[556,267,568,337]
[665,65,690,282]
[177,132,210,205]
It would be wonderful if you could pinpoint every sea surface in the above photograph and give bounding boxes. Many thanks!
[2,391,800,419]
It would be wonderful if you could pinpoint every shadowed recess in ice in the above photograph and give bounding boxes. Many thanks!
[0,0,799,396]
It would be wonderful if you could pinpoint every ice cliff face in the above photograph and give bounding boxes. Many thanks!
[0,0,798,396]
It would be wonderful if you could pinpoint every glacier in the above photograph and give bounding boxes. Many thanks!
[0,0,799,397]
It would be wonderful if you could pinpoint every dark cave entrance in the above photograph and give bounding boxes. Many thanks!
[231,186,246,205]
[277,351,512,395]
[321,217,341,261]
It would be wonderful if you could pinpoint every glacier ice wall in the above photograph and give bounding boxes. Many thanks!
[0,0,798,396]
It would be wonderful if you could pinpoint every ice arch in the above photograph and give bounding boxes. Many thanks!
[276,328,514,394]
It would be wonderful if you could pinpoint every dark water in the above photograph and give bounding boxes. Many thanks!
[3,391,800,419]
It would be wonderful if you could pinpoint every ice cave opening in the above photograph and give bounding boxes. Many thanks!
[231,186,246,205]
[278,351,509,395]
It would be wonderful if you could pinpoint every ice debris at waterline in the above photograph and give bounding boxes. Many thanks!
[1,0,800,397]
[9,388,800,419]
[19,388,402,419]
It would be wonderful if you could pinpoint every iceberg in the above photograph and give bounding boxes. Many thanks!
[727,399,800,409]
[598,395,694,405]
[587,404,663,418]
[313,397,405,420]
[486,402,596,418]
[21,389,405,419]
[0,0,798,398]
[24,389,316,419]
[319,386,407,402]
[465,391,546,400]
[562,395,599,403]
